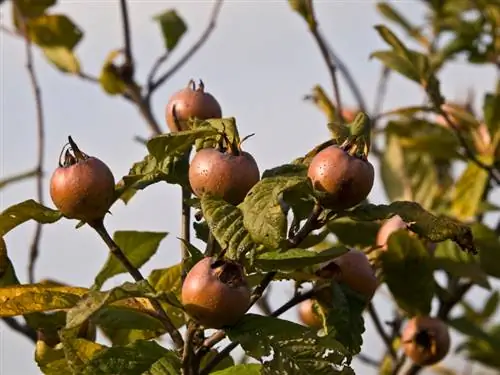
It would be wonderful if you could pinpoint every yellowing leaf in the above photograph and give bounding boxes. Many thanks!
[14,0,56,18]
[26,14,83,50]
[42,46,80,74]
[0,284,88,317]
[0,199,62,236]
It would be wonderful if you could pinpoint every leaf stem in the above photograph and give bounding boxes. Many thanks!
[88,219,184,349]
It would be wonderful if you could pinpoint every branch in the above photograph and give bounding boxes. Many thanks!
[181,187,192,280]
[89,219,184,350]
[119,0,133,67]
[12,1,46,284]
[1,317,37,343]
[147,0,224,97]
[372,66,391,125]
[368,302,397,359]
[196,204,324,369]
[305,0,344,124]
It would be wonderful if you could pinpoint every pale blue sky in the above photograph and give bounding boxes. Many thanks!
[1,1,499,374]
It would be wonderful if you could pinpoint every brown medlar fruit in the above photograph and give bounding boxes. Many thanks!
[181,257,251,329]
[298,299,323,329]
[307,145,374,210]
[165,79,222,132]
[402,316,451,366]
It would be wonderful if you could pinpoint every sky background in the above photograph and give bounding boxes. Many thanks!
[1,1,499,374]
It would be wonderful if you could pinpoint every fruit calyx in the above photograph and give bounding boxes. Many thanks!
[405,329,438,355]
[59,136,89,167]
[210,258,247,289]
[338,112,371,160]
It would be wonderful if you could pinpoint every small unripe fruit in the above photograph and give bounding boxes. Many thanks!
[298,299,323,329]
[50,138,115,222]
[307,145,374,210]
[165,80,222,132]
[189,148,260,205]
[333,249,377,300]
[402,316,450,366]
[181,257,251,329]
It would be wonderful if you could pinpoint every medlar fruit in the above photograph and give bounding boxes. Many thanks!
[332,249,377,300]
[181,257,251,329]
[298,299,323,329]
[50,137,115,222]
[165,79,222,132]
[189,148,260,205]
[307,145,374,210]
[402,316,451,366]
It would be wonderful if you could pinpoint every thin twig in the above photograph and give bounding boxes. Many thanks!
[1,317,37,343]
[357,353,381,367]
[181,187,192,280]
[196,204,324,368]
[13,1,46,284]
[119,0,133,67]
[182,321,198,375]
[372,66,391,124]
[306,0,344,124]
[147,0,224,97]
[368,302,397,359]
[89,219,184,350]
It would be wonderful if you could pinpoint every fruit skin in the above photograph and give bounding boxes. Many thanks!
[402,316,450,366]
[376,215,436,253]
[50,157,115,222]
[332,249,378,300]
[307,145,374,210]
[165,81,222,132]
[298,299,323,329]
[181,257,251,329]
[189,148,260,205]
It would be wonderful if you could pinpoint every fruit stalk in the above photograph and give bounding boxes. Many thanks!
[89,219,184,349]
[181,187,192,280]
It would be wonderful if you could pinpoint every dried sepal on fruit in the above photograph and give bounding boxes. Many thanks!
[50,136,115,222]
[188,132,260,206]
[165,79,222,132]
[181,257,251,329]
[402,316,451,366]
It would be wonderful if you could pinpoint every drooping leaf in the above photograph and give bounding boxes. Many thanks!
[254,246,348,271]
[304,85,336,123]
[451,161,490,221]
[370,50,420,83]
[379,230,435,316]
[0,237,20,287]
[26,14,83,50]
[483,92,500,134]
[240,176,312,250]
[42,46,80,74]
[0,284,87,317]
[344,201,476,254]
[0,199,62,236]
[153,9,187,51]
[14,0,56,18]
[227,314,351,374]
[210,364,262,375]
[327,218,380,248]
[66,281,151,329]
[200,196,258,260]
[93,231,168,289]
[472,223,500,278]
[432,241,490,289]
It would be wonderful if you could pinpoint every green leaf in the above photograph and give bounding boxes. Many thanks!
[322,283,366,356]
[327,218,380,248]
[147,127,217,161]
[148,263,186,328]
[376,3,422,41]
[483,92,500,134]
[199,350,235,373]
[14,0,56,18]
[374,25,411,57]
[0,199,62,236]
[304,85,337,123]
[370,51,420,83]
[481,291,499,321]
[459,324,500,370]
[211,364,262,375]
[0,169,38,190]
[26,14,83,50]
[153,9,187,51]
[261,164,307,179]
[432,240,490,289]
[380,135,412,202]
[227,314,351,374]
[472,223,500,278]
[66,281,151,329]
[0,284,87,317]
[240,176,312,250]
[178,239,204,270]
[200,196,258,260]
[254,246,348,271]
[288,0,314,27]
[142,355,182,375]
[0,238,20,287]
[42,46,80,74]
[379,231,435,316]
[98,50,127,95]
[344,201,477,254]
[82,340,176,375]
[451,161,490,221]
[93,231,168,289]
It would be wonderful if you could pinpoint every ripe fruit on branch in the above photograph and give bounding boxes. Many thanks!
[165,79,222,132]
[402,316,450,366]
[181,257,251,329]
[50,136,115,222]
[298,299,323,329]
[188,144,260,206]
[307,145,374,210]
